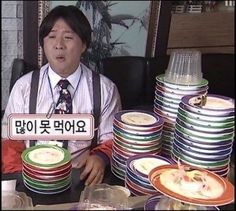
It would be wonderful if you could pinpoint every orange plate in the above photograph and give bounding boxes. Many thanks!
[148,164,234,206]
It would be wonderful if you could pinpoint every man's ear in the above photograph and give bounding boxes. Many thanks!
[82,43,87,54]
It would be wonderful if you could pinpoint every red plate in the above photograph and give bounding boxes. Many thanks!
[22,160,71,172]
[149,164,234,206]
[22,162,72,175]
[22,168,71,181]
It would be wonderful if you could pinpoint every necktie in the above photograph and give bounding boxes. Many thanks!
[54,79,72,149]
[55,79,72,114]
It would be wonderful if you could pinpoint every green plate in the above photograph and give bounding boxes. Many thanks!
[175,123,234,141]
[178,106,235,123]
[22,173,71,190]
[177,112,235,129]
[113,127,161,141]
[172,148,230,169]
[156,74,208,90]
[21,144,71,169]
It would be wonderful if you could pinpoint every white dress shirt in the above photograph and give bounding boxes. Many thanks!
[2,63,121,165]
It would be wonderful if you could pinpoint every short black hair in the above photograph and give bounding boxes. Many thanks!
[39,5,92,48]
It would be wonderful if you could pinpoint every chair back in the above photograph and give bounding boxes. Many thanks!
[201,53,234,98]
[101,56,147,110]
[9,58,26,94]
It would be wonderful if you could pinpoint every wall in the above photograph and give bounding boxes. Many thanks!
[1,1,23,110]
[167,1,235,55]
[167,11,234,54]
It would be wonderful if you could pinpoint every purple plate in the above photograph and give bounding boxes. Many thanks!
[181,94,235,117]
[125,177,157,196]
[126,170,155,191]
[125,181,145,196]
[112,150,127,164]
[174,130,234,147]
[127,154,174,183]
[179,103,235,122]
[126,165,150,184]
[173,136,233,154]
[171,148,231,169]
[113,121,163,136]
[111,154,126,169]
[114,110,164,130]
[144,195,163,210]
[172,142,232,161]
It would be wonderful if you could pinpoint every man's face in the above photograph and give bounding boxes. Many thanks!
[43,18,86,77]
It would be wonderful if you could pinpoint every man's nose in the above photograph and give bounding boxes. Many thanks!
[54,38,65,49]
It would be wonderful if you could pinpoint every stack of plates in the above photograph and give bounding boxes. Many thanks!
[171,94,235,178]
[125,154,173,196]
[111,110,164,180]
[21,144,72,194]
[154,74,209,156]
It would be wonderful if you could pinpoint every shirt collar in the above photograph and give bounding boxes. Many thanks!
[48,64,82,89]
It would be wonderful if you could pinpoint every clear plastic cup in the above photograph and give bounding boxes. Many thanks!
[2,191,33,210]
[164,50,202,85]
[78,184,130,210]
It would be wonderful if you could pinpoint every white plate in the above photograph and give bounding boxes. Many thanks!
[182,94,235,116]
[121,112,157,126]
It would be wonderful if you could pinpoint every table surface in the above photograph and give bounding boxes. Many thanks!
[2,167,234,210]
[2,167,124,206]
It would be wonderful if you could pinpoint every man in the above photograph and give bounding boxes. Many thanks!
[2,5,121,186]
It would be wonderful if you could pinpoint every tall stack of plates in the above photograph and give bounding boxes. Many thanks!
[125,154,173,196]
[111,110,164,180]
[154,74,209,156]
[171,94,235,178]
[21,144,72,194]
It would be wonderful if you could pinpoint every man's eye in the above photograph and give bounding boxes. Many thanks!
[65,37,73,40]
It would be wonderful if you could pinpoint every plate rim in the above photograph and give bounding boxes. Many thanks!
[115,110,164,128]
[148,164,234,206]
[21,144,71,168]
